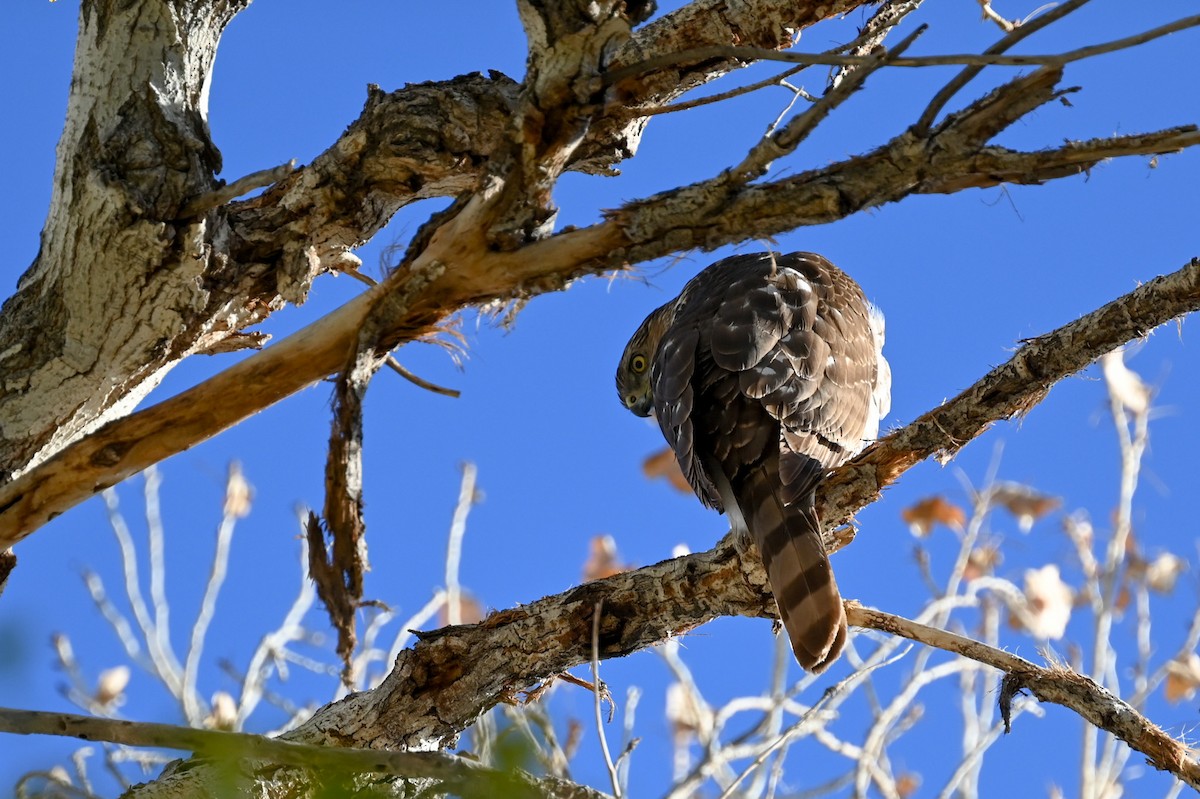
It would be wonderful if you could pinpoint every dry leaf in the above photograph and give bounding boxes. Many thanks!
[901,496,966,537]
[205,690,238,730]
[1021,564,1074,639]
[1144,553,1186,594]
[583,534,632,581]
[642,447,692,494]
[963,546,1002,581]
[666,681,712,743]
[564,718,584,761]
[1100,349,1151,415]
[990,482,1061,532]
[223,461,253,519]
[1113,584,1131,614]
[94,665,130,706]
[1165,653,1200,704]
[438,590,484,626]
[896,772,922,799]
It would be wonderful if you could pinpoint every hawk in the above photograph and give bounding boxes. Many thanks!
[616,252,890,672]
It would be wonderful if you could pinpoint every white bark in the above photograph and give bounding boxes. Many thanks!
[0,0,246,477]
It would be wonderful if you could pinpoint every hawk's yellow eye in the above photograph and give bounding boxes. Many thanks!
[630,354,648,374]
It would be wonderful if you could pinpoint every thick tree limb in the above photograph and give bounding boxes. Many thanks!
[0,0,244,477]
[845,604,1200,789]
[114,256,1200,798]
[0,0,870,479]
[1,63,1195,547]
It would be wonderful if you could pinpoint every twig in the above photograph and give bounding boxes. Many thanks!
[14,770,96,799]
[854,659,976,797]
[604,11,1200,87]
[716,647,910,799]
[639,64,811,117]
[102,490,185,699]
[592,602,621,798]
[615,685,640,794]
[143,467,173,697]
[830,0,926,89]
[182,463,245,725]
[238,510,318,728]
[977,0,1017,32]
[1085,351,1153,799]
[385,357,461,398]
[384,589,448,668]
[179,160,295,218]
[729,25,928,183]
[446,463,478,626]
[641,0,923,118]
[913,0,1091,133]
[846,603,1200,789]
[937,702,1039,799]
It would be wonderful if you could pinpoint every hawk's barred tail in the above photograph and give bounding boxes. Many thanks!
[740,467,846,672]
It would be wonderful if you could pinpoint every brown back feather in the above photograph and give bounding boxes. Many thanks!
[620,252,887,672]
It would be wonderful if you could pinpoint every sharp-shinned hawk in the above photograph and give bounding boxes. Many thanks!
[616,252,890,672]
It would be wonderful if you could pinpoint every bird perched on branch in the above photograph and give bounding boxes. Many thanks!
[616,252,890,672]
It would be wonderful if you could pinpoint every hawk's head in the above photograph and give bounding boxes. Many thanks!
[615,303,673,418]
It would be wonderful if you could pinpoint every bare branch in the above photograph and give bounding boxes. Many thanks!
[603,12,1200,84]
[91,251,1200,799]
[914,0,1092,133]
[844,603,1200,789]
[385,358,461,398]
[178,160,295,218]
[0,0,876,479]
[591,603,621,797]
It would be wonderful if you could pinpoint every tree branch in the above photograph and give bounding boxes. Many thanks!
[0,0,876,478]
[111,256,1200,798]
[602,12,1200,84]
[3,60,1196,547]
[845,603,1200,789]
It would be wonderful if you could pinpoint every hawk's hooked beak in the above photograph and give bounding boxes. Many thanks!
[628,393,653,418]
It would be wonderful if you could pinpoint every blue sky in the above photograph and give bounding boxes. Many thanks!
[2,2,1199,796]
